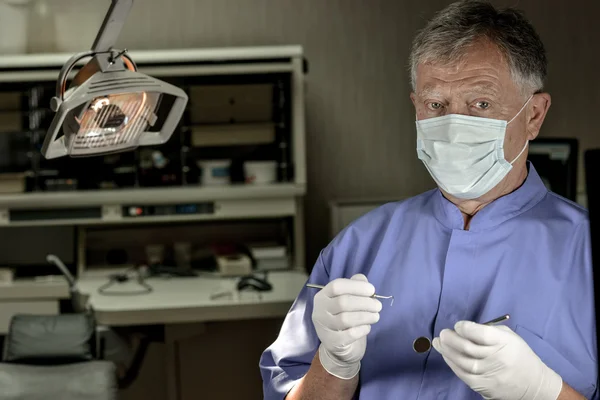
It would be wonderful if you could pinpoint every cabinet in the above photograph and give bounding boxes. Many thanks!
[0,46,307,274]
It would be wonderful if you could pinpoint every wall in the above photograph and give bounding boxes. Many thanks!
[31,0,598,267]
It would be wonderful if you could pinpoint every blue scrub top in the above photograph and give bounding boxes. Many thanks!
[260,163,598,399]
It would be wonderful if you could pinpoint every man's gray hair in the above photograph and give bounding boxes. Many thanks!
[409,0,547,94]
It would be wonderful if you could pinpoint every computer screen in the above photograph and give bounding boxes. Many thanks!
[584,149,599,374]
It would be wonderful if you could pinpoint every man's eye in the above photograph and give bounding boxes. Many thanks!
[429,102,443,110]
[476,101,490,109]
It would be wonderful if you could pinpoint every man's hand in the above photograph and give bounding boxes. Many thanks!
[432,321,563,400]
[311,274,382,380]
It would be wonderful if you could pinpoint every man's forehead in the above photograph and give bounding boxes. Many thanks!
[415,46,511,96]
[419,81,501,96]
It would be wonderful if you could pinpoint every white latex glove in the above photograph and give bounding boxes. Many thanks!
[311,274,382,380]
[432,321,563,400]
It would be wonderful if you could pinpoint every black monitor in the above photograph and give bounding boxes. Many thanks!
[585,148,599,378]
[586,149,599,282]
[529,138,578,202]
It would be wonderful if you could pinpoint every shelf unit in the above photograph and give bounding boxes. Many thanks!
[0,45,307,274]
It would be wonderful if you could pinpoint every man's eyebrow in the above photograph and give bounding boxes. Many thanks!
[463,84,500,96]
[418,86,444,97]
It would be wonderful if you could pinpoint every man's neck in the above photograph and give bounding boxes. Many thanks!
[444,162,529,230]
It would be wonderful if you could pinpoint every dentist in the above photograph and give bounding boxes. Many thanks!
[260,1,597,399]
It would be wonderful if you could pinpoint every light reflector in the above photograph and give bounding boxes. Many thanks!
[69,92,161,156]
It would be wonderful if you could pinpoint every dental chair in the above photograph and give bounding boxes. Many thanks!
[0,313,117,400]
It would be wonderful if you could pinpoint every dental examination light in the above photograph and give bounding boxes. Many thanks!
[41,0,188,159]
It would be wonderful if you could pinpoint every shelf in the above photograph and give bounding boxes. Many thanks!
[0,183,304,226]
[0,46,305,83]
[0,278,69,300]
[0,183,305,210]
[0,46,303,70]
[1,197,298,227]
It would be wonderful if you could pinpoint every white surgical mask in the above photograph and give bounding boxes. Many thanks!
[415,96,532,200]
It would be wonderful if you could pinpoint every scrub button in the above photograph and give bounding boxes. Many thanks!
[413,336,431,353]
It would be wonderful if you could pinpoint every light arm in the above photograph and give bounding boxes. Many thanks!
[91,0,134,53]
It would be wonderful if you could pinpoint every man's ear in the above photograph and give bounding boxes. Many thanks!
[526,93,551,140]
[410,92,417,107]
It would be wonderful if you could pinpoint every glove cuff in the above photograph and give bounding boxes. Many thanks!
[532,365,563,400]
[318,345,360,380]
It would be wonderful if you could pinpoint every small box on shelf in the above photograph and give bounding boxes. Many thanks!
[249,242,290,271]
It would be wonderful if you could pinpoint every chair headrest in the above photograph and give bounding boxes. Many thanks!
[3,314,96,365]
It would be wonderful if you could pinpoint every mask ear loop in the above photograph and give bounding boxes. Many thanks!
[507,94,534,164]
[507,95,534,125]
[510,140,528,164]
